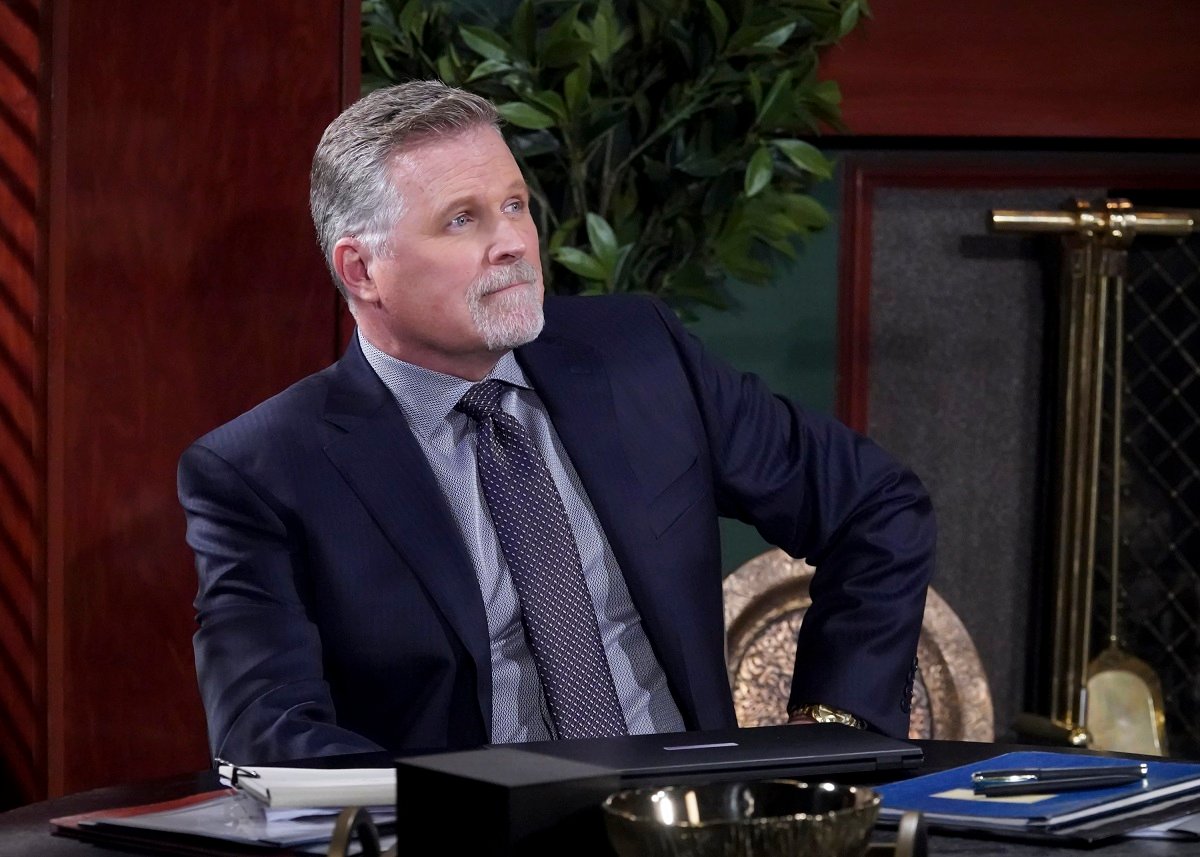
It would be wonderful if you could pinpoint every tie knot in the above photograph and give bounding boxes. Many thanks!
[455,379,507,422]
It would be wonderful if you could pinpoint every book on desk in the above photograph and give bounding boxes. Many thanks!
[875,750,1200,843]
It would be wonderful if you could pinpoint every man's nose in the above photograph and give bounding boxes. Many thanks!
[488,218,528,265]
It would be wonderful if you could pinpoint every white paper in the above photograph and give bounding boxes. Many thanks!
[217,763,396,809]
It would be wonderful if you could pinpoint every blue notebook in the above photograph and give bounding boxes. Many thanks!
[876,750,1200,841]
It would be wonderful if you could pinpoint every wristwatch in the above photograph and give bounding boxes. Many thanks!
[789,703,866,730]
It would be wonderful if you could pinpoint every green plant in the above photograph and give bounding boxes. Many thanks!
[363,0,866,316]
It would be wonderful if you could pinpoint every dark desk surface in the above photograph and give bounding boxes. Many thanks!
[1,740,1197,855]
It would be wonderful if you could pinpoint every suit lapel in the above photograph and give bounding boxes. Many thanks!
[516,334,698,722]
[321,340,492,728]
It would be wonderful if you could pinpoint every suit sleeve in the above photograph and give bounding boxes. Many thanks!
[648,298,936,737]
[178,442,385,763]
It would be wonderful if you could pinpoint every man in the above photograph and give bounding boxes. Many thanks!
[178,80,935,765]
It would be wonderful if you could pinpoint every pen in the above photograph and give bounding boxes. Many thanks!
[971,763,1147,797]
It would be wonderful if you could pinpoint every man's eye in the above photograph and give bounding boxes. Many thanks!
[449,214,471,228]
[504,199,525,214]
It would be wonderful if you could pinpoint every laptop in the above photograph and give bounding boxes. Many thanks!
[503,722,923,782]
[394,724,921,855]
[395,723,923,790]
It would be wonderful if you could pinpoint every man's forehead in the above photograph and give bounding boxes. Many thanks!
[386,126,524,198]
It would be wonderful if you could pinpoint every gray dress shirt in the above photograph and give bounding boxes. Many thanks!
[360,332,685,742]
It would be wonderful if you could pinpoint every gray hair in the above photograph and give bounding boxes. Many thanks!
[309,80,501,298]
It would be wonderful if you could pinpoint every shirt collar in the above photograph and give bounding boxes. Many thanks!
[357,329,531,442]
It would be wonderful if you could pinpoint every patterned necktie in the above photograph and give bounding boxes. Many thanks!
[455,379,628,739]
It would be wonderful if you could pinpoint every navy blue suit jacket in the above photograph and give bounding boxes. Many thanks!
[178,294,935,764]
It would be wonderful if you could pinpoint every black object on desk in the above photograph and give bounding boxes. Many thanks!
[394,724,922,856]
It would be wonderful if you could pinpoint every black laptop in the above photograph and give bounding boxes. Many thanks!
[503,722,923,782]
[394,724,922,855]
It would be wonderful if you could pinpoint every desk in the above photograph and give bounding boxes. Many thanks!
[0,741,1197,856]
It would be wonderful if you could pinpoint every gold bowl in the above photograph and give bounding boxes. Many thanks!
[601,779,881,857]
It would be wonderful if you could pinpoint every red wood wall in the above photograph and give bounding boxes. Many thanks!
[0,0,45,808]
[821,0,1200,139]
[0,0,359,802]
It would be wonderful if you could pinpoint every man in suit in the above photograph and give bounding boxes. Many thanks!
[178,80,935,765]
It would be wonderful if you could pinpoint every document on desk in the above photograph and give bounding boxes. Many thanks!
[51,789,397,854]
[875,750,1200,843]
[216,761,396,810]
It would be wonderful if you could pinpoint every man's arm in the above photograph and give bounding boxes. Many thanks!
[179,442,385,763]
[650,298,936,737]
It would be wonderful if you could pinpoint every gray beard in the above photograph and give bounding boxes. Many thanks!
[467,259,545,351]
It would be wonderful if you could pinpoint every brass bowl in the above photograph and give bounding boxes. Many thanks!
[601,780,881,857]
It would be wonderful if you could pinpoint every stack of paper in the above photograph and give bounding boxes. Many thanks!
[217,763,396,810]
[52,789,397,854]
[52,765,399,855]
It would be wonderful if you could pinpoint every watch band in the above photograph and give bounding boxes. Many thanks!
[789,703,866,730]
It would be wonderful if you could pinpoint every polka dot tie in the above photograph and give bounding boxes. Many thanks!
[456,380,629,739]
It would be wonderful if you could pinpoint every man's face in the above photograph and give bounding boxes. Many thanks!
[351,125,545,379]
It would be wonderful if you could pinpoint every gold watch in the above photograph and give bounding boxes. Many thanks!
[789,703,865,730]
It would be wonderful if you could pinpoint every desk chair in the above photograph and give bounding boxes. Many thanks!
[724,549,994,741]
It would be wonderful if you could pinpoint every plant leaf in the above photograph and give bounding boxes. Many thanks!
[590,1,614,64]
[466,58,512,82]
[610,243,635,291]
[459,25,513,62]
[526,90,568,122]
[496,101,557,130]
[839,1,862,37]
[704,0,729,48]
[436,53,458,84]
[541,36,594,68]
[564,62,592,114]
[508,129,560,158]
[780,192,831,229]
[758,70,794,125]
[726,22,797,56]
[548,218,580,253]
[511,0,536,61]
[744,146,774,197]
[552,246,608,280]
[771,139,833,179]
[396,0,428,37]
[585,213,619,268]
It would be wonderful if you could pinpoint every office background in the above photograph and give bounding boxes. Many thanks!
[0,0,1197,808]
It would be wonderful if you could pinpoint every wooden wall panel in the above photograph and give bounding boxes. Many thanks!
[821,0,1200,139]
[0,0,45,809]
[37,0,358,797]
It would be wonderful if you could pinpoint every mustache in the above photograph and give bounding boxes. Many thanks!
[470,260,540,297]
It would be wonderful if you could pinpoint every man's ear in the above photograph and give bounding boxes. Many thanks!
[333,238,378,304]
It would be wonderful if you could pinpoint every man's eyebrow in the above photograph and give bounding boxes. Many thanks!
[434,181,530,220]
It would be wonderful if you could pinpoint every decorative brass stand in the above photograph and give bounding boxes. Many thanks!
[990,200,1196,752]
